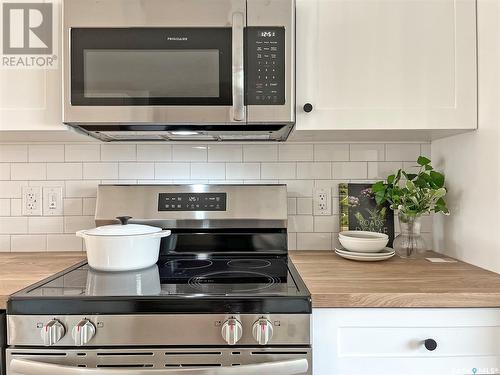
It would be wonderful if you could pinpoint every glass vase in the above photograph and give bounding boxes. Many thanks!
[393,212,427,258]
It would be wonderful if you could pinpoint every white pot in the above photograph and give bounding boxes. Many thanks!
[76,216,171,272]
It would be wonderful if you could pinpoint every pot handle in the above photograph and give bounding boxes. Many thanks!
[117,216,132,225]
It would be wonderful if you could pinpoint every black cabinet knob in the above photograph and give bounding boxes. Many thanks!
[303,103,313,113]
[116,216,132,225]
[424,338,437,351]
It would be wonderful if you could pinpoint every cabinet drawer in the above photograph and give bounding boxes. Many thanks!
[339,326,500,357]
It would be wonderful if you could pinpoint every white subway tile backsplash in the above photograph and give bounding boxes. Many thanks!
[172,145,207,161]
[0,199,10,215]
[288,215,313,233]
[137,144,172,161]
[332,162,367,179]
[0,142,431,252]
[420,143,431,158]
[119,163,154,180]
[208,145,242,162]
[11,163,46,180]
[47,163,82,180]
[191,163,225,179]
[65,144,100,162]
[386,143,421,161]
[0,217,27,234]
[82,198,96,216]
[28,217,63,234]
[296,197,313,215]
[65,180,99,198]
[226,163,260,180]
[0,235,10,251]
[350,144,385,161]
[261,163,296,179]
[29,145,64,162]
[101,144,136,161]
[0,145,27,162]
[0,164,10,180]
[287,198,297,215]
[297,162,331,179]
[64,216,94,233]
[0,181,25,198]
[314,215,339,233]
[47,234,82,251]
[278,144,313,161]
[11,235,46,251]
[243,145,278,162]
[297,233,332,250]
[63,198,82,216]
[367,161,403,179]
[314,144,349,161]
[155,163,190,180]
[83,163,118,180]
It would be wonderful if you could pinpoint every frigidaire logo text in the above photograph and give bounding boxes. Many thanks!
[1,1,58,68]
[167,36,188,41]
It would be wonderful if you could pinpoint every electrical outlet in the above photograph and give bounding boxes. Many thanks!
[22,186,42,216]
[313,188,331,215]
[43,186,63,216]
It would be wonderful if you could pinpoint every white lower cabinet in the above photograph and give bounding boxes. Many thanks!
[312,308,500,375]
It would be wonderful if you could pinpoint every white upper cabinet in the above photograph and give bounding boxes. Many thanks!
[296,0,477,135]
[0,0,63,132]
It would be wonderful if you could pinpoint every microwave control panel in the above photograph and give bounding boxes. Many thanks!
[246,27,285,105]
[158,193,227,211]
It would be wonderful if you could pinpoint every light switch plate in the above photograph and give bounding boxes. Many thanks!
[22,186,42,216]
[43,186,63,216]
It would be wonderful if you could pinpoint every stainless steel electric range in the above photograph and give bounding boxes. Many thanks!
[6,184,311,375]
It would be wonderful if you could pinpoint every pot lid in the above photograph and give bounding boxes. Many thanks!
[84,216,162,236]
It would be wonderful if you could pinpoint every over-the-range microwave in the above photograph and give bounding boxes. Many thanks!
[63,0,295,142]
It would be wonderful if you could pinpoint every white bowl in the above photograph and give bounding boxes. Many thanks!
[338,231,389,253]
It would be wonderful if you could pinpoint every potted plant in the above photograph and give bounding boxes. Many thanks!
[372,156,449,258]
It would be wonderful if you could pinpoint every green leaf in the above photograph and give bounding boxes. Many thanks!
[430,171,445,188]
[406,173,418,181]
[372,181,385,192]
[425,164,433,171]
[387,174,395,184]
[417,156,431,166]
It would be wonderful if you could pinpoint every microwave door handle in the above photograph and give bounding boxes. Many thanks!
[232,11,245,122]
[10,358,308,375]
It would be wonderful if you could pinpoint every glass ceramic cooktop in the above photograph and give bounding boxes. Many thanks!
[22,256,302,298]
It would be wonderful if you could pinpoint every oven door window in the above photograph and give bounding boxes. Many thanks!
[71,28,232,106]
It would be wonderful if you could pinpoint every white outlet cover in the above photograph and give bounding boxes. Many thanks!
[313,188,332,216]
[43,186,63,216]
[22,186,42,216]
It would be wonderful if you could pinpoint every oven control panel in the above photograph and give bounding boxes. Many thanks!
[246,27,285,105]
[158,193,227,211]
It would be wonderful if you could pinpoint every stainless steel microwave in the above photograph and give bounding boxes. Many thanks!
[63,0,295,141]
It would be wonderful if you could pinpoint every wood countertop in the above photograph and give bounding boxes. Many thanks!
[289,251,500,308]
[1,251,500,310]
[0,252,85,310]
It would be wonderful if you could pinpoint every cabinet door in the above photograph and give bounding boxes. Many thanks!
[0,0,63,131]
[313,308,500,375]
[296,0,477,131]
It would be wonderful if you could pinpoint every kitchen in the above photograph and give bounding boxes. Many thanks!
[0,0,499,374]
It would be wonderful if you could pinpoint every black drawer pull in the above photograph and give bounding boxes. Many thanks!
[424,338,437,351]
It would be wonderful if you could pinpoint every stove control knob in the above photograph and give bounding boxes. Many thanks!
[72,319,96,346]
[221,318,243,345]
[252,318,274,345]
[40,319,66,346]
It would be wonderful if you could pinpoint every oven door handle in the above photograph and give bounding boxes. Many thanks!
[10,358,308,375]
[232,11,245,122]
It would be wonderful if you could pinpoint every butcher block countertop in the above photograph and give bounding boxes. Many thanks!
[289,251,500,308]
[0,252,85,310]
[1,251,500,310]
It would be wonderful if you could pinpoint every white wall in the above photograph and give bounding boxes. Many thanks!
[432,0,500,273]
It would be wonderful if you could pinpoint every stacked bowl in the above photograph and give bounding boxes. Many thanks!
[336,231,395,261]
